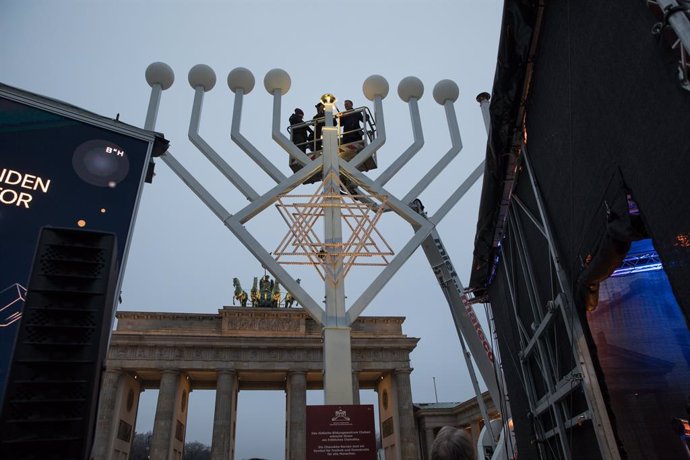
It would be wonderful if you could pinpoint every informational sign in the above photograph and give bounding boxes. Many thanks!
[306,405,377,459]
[0,85,157,399]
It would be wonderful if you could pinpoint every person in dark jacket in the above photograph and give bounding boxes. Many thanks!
[339,99,364,144]
[289,108,312,152]
[312,101,339,152]
[312,102,326,152]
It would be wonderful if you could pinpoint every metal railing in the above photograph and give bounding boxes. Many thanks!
[287,106,376,154]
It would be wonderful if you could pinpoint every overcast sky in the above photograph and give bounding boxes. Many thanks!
[1,1,504,458]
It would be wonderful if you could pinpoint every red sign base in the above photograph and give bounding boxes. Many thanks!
[306,404,377,459]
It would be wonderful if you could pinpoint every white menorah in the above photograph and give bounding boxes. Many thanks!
[143,62,487,404]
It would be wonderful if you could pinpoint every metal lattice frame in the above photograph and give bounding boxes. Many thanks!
[273,171,393,281]
[496,145,621,459]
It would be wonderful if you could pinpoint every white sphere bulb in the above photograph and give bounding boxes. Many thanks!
[264,68,291,95]
[227,67,255,94]
[397,76,424,102]
[145,62,174,90]
[363,75,389,101]
[188,64,217,91]
[433,79,459,105]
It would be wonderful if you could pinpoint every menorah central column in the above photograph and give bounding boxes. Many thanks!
[321,99,354,404]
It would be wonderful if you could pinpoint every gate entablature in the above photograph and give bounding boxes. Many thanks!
[108,308,417,390]
[114,308,412,337]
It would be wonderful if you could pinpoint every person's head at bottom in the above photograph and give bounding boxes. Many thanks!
[431,425,475,460]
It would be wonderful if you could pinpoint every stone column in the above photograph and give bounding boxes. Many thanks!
[91,368,122,459]
[212,369,237,460]
[423,427,436,460]
[150,369,180,459]
[286,371,307,460]
[470,420,482,451]
[376,374,397,457]
[352,371,360,405]
[394,368,419,459]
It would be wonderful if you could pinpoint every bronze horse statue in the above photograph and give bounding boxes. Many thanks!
[272,281,281,308]
[232,277,248,307]
[250,277,259,307]
[284,278,300,308]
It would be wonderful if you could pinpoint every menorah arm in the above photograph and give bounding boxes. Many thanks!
[375,97,424,186]
[159,149,326,326]
[230,90,287,183]
[401,100,462,205]
[427,95,490,224]
[271,92,313,166]
[345,219,435,325]
[144,84,163,131]
[349,96,386,169]
[232,159,322,224]
[477,92,491,135]
[339,160,428,230]
[159,150,233,224]
[430,160,485,225]
[223,217,327,326]
[189,87,259,201]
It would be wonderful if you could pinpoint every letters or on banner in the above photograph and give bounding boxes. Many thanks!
[306,405,377,459]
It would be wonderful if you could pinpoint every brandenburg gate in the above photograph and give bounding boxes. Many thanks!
[91,307,418,459]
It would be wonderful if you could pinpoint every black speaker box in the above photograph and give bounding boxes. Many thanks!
[0,227,118,460]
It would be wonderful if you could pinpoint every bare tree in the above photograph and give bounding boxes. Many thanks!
[128,432,210,460]
[129,431,152,460]
[183,441,212,460]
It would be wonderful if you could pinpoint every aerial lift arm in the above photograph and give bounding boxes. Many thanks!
[413,199,516,459]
